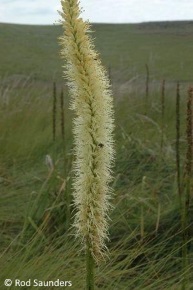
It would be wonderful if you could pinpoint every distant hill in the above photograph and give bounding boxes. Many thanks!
[0,21,193,82]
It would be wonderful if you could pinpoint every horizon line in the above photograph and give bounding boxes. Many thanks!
[1,19,193,26]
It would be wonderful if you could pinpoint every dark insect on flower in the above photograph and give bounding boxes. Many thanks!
[98,143,104,148]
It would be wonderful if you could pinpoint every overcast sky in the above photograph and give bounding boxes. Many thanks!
[0,0,193,24]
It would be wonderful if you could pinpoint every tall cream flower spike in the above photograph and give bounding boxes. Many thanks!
[59,0,114,265]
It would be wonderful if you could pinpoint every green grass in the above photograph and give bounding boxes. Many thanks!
[0,21,193,289]
[1,21,193,81]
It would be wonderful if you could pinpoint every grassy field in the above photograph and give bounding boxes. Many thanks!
[0,21,193,289]
[1,21,193,82]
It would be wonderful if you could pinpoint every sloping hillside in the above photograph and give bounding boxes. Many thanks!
[0,21,193,82]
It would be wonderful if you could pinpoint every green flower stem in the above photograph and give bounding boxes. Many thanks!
[86,239,95,290]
